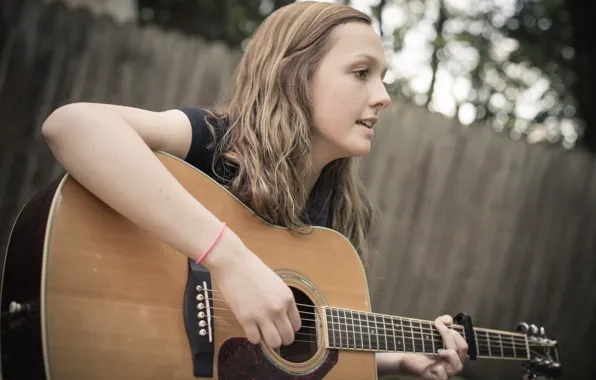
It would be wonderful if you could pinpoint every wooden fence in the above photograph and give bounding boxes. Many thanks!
[1,1,594,379]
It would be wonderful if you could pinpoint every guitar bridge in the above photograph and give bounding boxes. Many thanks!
[183,259,215,377]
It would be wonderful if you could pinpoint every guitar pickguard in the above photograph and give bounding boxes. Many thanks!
[218,338,339,379]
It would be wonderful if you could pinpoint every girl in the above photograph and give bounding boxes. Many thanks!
[41,1,467,379]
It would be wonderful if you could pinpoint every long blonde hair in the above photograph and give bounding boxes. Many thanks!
[207,1,376,259]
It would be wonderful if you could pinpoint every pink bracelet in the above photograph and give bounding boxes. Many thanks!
[195,222,227,264]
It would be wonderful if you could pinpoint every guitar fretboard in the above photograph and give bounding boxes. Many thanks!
[323,307,529,360]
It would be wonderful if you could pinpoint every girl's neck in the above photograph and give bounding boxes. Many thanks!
[300,141,339,195]
[305,168,323,195]
[295,159,324,197]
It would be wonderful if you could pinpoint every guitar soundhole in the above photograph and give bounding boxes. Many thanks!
[277,287,319,363]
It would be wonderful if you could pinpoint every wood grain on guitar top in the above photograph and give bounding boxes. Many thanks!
[1,152,377,379]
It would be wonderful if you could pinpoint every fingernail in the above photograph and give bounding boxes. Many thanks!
[438,349,445,353]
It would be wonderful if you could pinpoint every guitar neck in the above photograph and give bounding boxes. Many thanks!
[323,307,530,361]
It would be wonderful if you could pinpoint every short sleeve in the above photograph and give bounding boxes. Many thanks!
[177,107,216,174]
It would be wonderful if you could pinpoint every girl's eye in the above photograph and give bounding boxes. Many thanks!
[355,69,369,80]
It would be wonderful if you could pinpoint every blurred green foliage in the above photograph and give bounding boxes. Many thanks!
[137,0,291,47]
[136,0,592,151]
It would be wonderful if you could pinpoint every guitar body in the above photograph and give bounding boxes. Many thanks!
[1,152,376,380]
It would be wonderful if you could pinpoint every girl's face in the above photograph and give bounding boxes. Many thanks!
[310,21,391,166]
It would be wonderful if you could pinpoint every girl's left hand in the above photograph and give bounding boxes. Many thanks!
[400,315,469,380]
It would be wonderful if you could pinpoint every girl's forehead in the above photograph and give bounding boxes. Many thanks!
[326,23,387,63]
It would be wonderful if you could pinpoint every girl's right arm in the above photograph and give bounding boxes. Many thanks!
[43,102,226,263]
[41,102,301,349]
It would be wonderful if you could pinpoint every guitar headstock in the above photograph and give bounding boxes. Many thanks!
[516,322,562,379]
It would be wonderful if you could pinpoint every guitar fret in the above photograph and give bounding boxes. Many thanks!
[399,318,408,352]
[474,330,480,356]
[369,314,377,351]
[383,315,389,351]
[413,321,422,353]
[478,329,491,357]
[349,310,357,349]
[391,317,401,352]
[431,324,436,353]
[353,312,358,348]
[373,313,379,350]
[376,315,388,351]
[511,335,517,358]
[486,331,492,356]
[422,321,428,353]
[501,333,515,358]
[325,308,335,348]
[373,315,381,350]
[498,332,504,357]
[405,319,414,353]
[362,312,372,350]
[417,321,424,353]
[334,308,342,348]
[357,311,365,349]
[338,309,347,348]
[368,313,379,350]
[383,316,397,351]
[402,319,410,353]
[414,320,424,353]
[423,321,435,353]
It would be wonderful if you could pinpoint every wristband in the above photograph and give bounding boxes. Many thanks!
[195,222,227,264]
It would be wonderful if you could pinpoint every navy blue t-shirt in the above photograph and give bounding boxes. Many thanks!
[177,107,333,228]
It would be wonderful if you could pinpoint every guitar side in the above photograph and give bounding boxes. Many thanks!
[0,176,62,379]
[1,152,377,380]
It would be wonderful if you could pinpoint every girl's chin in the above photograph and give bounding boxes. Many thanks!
[344,141,372,158]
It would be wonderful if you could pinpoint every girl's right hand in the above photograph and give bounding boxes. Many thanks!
[202,228,302,349]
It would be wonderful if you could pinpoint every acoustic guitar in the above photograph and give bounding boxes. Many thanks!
[1,152,561,380]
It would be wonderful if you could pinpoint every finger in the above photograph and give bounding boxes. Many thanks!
[275,315,296,346]
[259,320,282,349]
[430,364,448,380]
[438,349,463,374]
[287,303,302,332]
[435,318,457,350]
[436,314,453,325]
[243,322,262,345]
[450,329,469,360]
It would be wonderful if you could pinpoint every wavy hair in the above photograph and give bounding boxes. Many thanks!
[207,1,376,260]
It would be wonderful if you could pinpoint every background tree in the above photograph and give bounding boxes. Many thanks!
[136,0,593,152]
[379,0,585,149]
[137,0,292,48]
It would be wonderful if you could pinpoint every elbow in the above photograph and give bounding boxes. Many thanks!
[41,102,88,142]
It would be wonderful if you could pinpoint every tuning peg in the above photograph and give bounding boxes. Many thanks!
[525,358,563,378]
[516,322,529,333]
[539,326,546,337]
[547,361,563,377]
[529,324,539,335]
[541,360,563,377]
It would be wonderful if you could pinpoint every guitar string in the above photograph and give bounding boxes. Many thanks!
[209,317,550,359]
[201,288,472,326]
[196,294,531,344]
[207,313,543,349]
[196,289,550,357]
[206,332,548,363]
[199,288,537,340]
[205,307,541,350]
[203,304,531,345]
[209,328,547,360]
